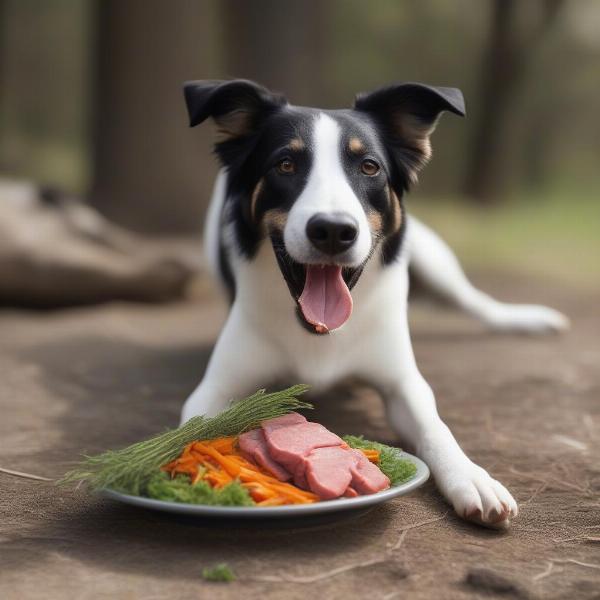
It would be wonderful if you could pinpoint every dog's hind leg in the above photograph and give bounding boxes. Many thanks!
[406,215,569,333]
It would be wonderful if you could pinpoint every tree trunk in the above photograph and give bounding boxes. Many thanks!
[463,0,564,204]
[220,0,329,106]
[0,0,92,190]
[90,0,221,233]
[463,0,524,204]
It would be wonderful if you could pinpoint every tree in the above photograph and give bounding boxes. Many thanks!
[220,0,329,105]
[463,0,565,204]
[90,0,220,233]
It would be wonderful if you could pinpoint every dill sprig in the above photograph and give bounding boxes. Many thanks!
[60,384,311,495]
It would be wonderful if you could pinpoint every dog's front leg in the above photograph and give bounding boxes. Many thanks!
[369,324,518,528]
[180,306,286,424]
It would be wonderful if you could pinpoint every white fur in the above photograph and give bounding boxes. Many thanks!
[202,169,227,289]
[407,216,569,333]
[284,114,372,266]
[182,165,568,529]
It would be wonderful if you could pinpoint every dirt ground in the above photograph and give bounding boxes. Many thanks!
[1,272,598,600]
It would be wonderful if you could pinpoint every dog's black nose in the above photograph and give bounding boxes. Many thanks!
[306,213,358,255]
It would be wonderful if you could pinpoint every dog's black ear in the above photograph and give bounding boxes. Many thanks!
[183,79,287,139]
[354,82,465,186]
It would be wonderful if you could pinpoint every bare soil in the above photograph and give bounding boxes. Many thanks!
[1,272,598,600]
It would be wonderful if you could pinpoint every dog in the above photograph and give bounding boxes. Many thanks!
[180,79,568,528]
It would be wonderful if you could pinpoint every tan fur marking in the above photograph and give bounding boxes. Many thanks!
[215,109,252,140]
[391,111,437,183]
[250,178,264,222]
[263,208,288,232]
[390,189,403,232]
[367,211,383,232]
[288,138,305,151]
[349,137,366,154]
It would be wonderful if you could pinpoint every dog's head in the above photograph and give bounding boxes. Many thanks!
[184,79,464,334]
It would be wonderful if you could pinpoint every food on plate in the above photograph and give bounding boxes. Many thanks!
[61,385,313,495]
[159,436,320,505]
[61,385,417,508]
[151,413,398,506]
[241,412,390,499]
[238,427,292,481]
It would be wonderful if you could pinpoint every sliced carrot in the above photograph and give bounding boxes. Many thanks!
[268,483,319,503]
[360,449,380,463]
[202,437,237,453]
[244,482,277,499]
[192,443,242,477]
[257,497,287,506]
[161,435,322,505]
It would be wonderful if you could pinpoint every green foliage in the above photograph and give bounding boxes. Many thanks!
[146,473,254,506]
[411,190,600,288]
[344,435,417,486]
[201,563,236,583]
[60,385,311,495]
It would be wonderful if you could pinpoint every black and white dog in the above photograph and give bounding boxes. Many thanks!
[181,80,568,527]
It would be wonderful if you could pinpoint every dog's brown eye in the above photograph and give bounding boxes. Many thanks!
[361,159,380,176]
[276,158,296,175]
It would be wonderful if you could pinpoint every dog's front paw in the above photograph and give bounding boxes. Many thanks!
[439,463,518,529]
[485,303,569,334]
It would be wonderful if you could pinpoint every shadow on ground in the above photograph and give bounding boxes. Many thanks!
[1,275,599,599]
[2,332,415,584]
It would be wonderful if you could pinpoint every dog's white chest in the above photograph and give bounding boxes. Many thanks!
[233,244,409,389]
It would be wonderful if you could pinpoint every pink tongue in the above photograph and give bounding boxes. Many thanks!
[298,265,353,333]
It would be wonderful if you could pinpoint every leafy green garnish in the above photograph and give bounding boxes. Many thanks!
[146,472,254,506]
[344,435,417,485]
[60,385,311,495]
[202,563,236,582]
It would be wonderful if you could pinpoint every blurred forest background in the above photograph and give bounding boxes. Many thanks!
[0,0,598,288]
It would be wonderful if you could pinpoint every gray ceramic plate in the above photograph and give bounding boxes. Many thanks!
[101,452,429,519]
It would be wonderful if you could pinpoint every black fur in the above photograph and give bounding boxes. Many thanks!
[227,109,316,259]
[184,79,464,302]
[354,82,465,189]
[327,110,409,264]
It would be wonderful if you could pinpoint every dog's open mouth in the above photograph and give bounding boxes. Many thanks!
[271,236,363,334]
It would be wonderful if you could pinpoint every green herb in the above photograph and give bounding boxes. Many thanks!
[202,563,236,582]
[145,472,254,506]
[60,385,311,495]
[344,435,417,485]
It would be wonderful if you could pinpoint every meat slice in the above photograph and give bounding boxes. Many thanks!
[292,461,309,490]
[262,421,344,473]
[305,446,354,500]
[261,412,307,432]
[349,449,390,494]
[238,428,292,481]
[257,412,390,500]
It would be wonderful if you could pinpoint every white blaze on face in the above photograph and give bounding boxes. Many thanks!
[284,113,372,266]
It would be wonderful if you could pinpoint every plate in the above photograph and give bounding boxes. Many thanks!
[101,452,429,520]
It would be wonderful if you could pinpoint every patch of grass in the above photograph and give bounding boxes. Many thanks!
[410,188,600,289]
[202,563,236,582]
